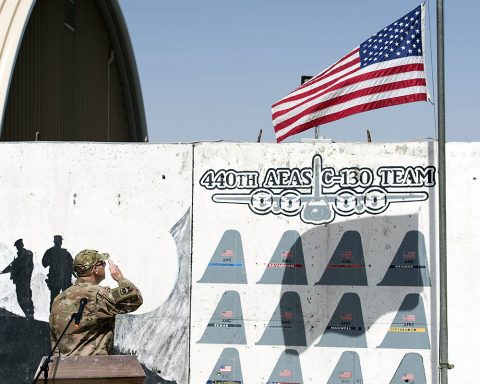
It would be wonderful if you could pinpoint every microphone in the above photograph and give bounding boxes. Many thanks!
[74,298,88,326]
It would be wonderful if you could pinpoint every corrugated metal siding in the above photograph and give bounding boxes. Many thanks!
[109,59,129,140]
[1,0,130,141]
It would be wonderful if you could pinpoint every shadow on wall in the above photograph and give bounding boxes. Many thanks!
[268,213,436,381]
[196,212,436,383]
[0,307,50,384]
[259,213,435,381]
[0,308,176,384]
[271,213,434,350]
[0,210,192,384]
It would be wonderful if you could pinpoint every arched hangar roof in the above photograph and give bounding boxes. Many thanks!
[0,0,147,141]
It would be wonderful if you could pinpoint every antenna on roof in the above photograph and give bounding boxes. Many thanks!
[257,129,263,143]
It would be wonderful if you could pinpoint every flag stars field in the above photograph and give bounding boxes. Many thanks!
[272,5,428,142]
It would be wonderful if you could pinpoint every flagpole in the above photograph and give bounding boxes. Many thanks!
[437,0,450,383]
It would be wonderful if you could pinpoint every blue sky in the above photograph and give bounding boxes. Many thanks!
[118,1,476,144]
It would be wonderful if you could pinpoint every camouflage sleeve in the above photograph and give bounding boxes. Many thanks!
[96,278,143,316]
[49,312,58,352]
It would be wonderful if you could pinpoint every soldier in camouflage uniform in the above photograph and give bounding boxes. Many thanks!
[49,249,143,356]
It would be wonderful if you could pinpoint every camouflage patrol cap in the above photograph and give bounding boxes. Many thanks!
[74,249,109,274]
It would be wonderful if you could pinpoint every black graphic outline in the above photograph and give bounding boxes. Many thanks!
[203,155,435,225]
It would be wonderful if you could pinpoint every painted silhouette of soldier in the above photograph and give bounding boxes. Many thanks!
[42,235,74,311]
[1,239,35,318]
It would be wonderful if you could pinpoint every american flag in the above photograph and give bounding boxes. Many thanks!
[221,310,233,318]
[282,250,294,258]
[272,5,429,142]
[281,311,293,320]
[222,249,234,257]
[219,365,232,373]
[403,251,417,260]
[402,373,415,381]
[403,314,416,322]
[339,371,353,379]
[341,251,353,259]
[341,313,353,321]
[279,369,292,377]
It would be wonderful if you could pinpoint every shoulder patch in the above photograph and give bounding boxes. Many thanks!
[111,285,137,303]
[120,287,134,295]
[111,288,122,302]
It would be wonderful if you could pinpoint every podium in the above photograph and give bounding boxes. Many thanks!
[35,355,146,383]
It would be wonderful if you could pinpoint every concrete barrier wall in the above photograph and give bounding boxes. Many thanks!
[0,143,193,383]
[0,141,475,383]
[191,143,436,383]
[445,143,480,384]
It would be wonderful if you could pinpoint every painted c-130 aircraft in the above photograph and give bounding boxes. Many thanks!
[212,155,429,225]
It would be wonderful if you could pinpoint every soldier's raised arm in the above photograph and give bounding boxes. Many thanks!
[96,260,143,316]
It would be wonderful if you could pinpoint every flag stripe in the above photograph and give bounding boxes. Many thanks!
[274,50,361,107]
[273,63,425,121]
[272,5,429,142]
[274,70,426,129]
[276,92,427,142]
[305,57,362,91]
[272,55,424,115]
[273,65,361,111]
[301,48,361,89]
[276,85,427,136]
[274,78,426,134]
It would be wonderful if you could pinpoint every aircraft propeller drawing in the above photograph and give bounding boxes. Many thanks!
[212,155,429,225]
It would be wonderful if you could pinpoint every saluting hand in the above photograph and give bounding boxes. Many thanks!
[108,259,124,281]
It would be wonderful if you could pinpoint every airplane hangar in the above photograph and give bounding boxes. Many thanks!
[0,0,147,142]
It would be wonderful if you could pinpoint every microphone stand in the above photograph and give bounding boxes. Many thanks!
[32,313,76,384]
